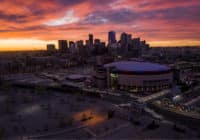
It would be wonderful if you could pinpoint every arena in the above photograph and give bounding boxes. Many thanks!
[97,61,173,94]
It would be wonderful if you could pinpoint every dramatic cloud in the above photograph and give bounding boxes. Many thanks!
[82,8,139,24]
[45,10,80,26]
[0,0,200,50]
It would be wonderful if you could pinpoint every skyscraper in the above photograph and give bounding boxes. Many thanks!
[120,32,127,46]
[120,32,128,54]
[127,34,133,51]
[58,40,68,52]
[108,31,116,45]
[89,34,93,46]
[132,38,141,49]
[94,39,101,46]
[76,40,84,48]
[132,38,141,57]
[69,41,76,54]
[85,40,90,46]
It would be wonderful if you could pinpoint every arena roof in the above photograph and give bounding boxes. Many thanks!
[104,61,171,74]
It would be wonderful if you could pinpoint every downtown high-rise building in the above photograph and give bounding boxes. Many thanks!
[58,40,68,52]
[120,32,127,46]
[76,40,84,48]
[132,38,142,57]
[89,34,94,46]
[108,31,116,45]
[69,41,76,54]
[94,39,101,47]
[47,44,56,52]
[120,32,128,54]
[132,38,141,49]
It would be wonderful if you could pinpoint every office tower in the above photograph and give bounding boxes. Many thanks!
[132,38,141,49]
[76,40,84,48]
[120,32,128,54]
[94,39,101,47]
[89,34,93,46]
[127,34,133,50]
[47,44,56,52]
[120,32,128,46]
[141,40,146,50]
[85,40,92,55]
[132,38,141,57]
[85,40,90,46]
[58,40,68,52]
[101,42,106,47]
[69,41,75,48]
[108,31,116,45]
[94,39,106,55]
[140,40,150,54]
[76,40,85,56]
[69,41,76,54]
[127,34,132,44]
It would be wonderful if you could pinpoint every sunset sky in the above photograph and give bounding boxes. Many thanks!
[0,0,200,51]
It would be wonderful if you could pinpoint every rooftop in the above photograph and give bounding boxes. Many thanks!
[66,74,89,80]
[104,61,170,73]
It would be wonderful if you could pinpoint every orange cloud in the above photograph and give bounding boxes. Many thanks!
[0,0,200,51]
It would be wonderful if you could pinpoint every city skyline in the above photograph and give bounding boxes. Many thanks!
[0,0,200,51]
